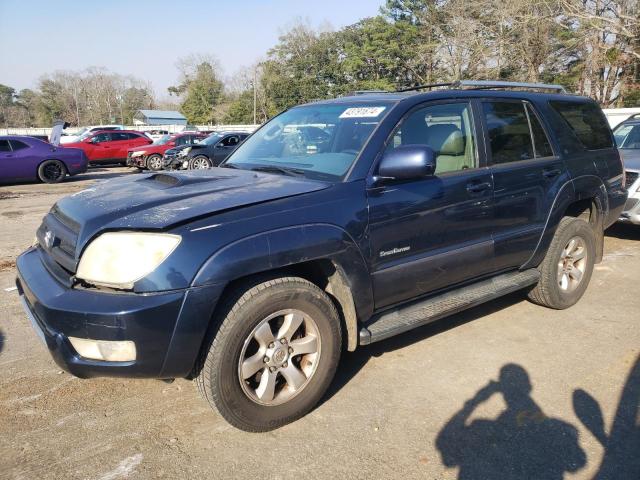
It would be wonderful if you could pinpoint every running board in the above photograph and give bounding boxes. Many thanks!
[359,269,540,345]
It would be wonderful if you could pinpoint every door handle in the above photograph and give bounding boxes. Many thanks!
[542,168,561,179]
[466,181,491,193]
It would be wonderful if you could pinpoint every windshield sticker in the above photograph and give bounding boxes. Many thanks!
[339,107,386,119]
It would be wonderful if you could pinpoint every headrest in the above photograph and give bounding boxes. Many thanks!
[428,124,465,155]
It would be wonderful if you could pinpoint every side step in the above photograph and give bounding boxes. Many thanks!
[359,269,540,345]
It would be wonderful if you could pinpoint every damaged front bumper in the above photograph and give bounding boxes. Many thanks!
[16,247,222,379]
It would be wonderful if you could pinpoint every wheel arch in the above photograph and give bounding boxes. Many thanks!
[36,158,67,181]
[522,175,607,269]
[192,224,373,352]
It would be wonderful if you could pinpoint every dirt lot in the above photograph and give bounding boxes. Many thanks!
[0,168,638,480]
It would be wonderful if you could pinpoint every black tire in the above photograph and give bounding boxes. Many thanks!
[37,160,67,184]
[146,154,163,171]
[189,155,212,170]
[528,217,596,309]
[195,277,342,432]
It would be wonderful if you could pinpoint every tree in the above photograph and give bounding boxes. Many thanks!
[0,84,16,127]
[169,55,225,124]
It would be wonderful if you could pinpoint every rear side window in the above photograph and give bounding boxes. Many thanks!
[549,101,613,150]
[0,140,11,152]
[482,102,534,164]
[9,140,29,151]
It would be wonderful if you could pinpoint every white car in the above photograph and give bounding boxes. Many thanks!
[60,125,124,144]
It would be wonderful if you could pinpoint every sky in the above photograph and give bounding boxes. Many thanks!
[0,0,384,98]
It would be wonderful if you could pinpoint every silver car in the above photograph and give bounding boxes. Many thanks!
[614,117,640,224]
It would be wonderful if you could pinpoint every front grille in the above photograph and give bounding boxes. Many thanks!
[625,171,639,190]
[36,206,80,275]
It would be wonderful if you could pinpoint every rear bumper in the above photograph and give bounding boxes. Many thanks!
[67,154,89,175]
[16,247,222,379]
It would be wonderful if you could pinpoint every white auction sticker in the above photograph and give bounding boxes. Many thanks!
[339,107,386,119]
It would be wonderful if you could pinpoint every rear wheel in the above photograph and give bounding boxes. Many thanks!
[528,217,596,309]
[190,155,212,169]
[37,160,67,183]
[147,154,163,171]
[195,277,342,432]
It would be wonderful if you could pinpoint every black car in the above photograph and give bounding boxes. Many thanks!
[16,81,626,432]
[161,143,196,170]
[183,131,250,169]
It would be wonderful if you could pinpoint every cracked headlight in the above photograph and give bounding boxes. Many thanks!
[76,232,181,289]
[131,151,146,158]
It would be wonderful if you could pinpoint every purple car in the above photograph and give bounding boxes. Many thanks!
[0,136,88,184]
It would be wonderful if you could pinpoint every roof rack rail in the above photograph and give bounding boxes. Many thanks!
[395,80,567,94]
[352,90,389,95]
[396,82,453,93]
[451,80,567,93]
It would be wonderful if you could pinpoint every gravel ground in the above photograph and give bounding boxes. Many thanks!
[0,168,638,480]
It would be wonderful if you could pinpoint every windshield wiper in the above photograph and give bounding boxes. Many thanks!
[250,165,306,177]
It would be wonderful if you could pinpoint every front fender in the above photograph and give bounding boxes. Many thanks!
[192,223,374,323]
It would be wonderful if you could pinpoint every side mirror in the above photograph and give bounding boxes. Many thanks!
[376,145,436,183]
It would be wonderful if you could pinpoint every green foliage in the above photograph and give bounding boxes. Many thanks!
[171,62,224,124]
[224,90,256,124]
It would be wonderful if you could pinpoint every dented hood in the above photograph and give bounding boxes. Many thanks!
[55,168,329,246]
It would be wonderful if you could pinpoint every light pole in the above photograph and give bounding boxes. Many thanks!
[253,66,258,125]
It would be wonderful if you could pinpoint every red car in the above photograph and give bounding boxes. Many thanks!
[126,132,207,171]
[64,130,152,165]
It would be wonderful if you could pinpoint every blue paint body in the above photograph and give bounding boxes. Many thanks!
[16,90,627,379]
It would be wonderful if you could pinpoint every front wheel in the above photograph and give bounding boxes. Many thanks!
[528,217,596,309]
[189,155,212,169]
[146,154,163,171]
[38,160,67,183]
[195,277,342,431]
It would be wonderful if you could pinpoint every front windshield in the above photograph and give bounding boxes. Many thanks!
[225,102,393,180]
[613,123,640,149]
[201,133,223,146]
[153,134,172,146]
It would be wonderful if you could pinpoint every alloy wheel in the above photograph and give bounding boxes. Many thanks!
[557,236,587,292]
[238,309,321,406]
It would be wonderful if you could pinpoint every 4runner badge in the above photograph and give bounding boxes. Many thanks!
[379,246,410,257]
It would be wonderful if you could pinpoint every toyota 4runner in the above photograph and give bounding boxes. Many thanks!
[16,81,627,431]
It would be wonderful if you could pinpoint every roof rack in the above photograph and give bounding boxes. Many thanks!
[395,80,567,94]
[452,80,567,93]
[396,82,453,93]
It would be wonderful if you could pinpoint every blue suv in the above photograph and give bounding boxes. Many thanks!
[16,81,627,431]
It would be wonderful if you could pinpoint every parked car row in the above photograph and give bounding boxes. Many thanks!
[126,132,208,171]
[127,131,250,172]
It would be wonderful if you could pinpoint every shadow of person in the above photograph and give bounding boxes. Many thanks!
[573,353,640,479]
[436,364,586,479]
